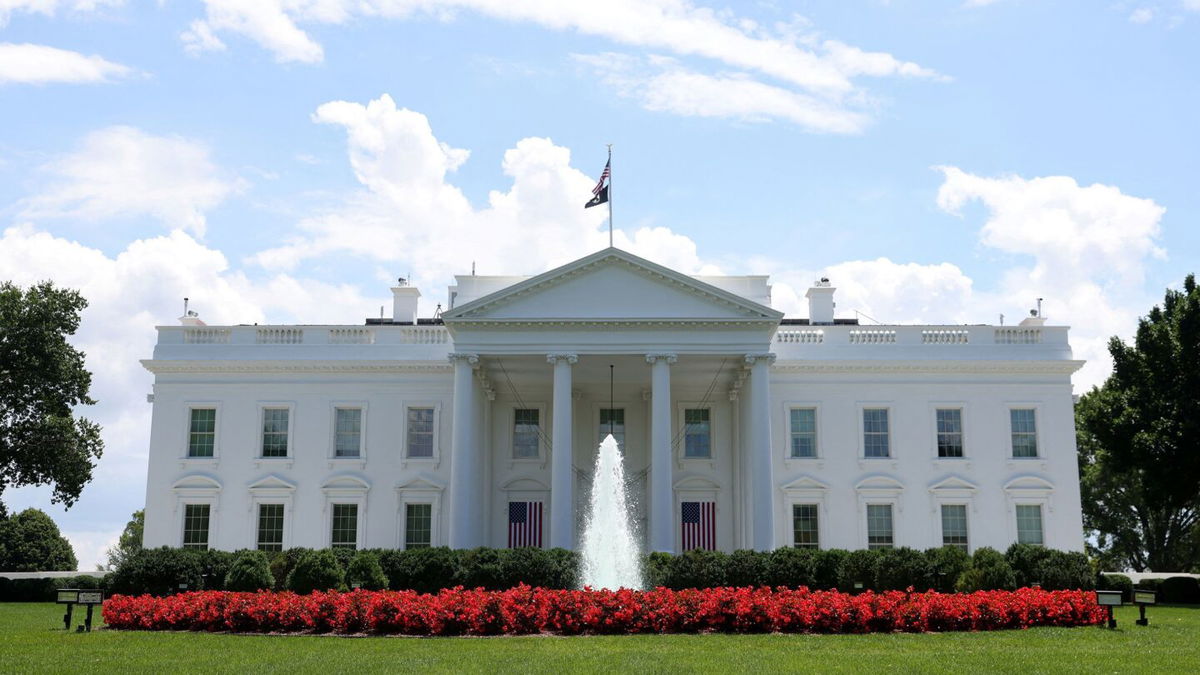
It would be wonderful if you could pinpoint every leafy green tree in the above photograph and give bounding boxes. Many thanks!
[1077,274,1200,572]
[0,281,104,512]
[0,508,77,571]
[105,509,144,570]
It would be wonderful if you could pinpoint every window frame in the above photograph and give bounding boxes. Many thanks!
[329,503,360,550]
[679,405,713,460]
[255,502,287,552]
[402,402,441,463]
[329,402,367,461]
[597,405,627,452]
[510,404,546,462]
[181,402,222,461]
[403,503,434,549]
[1015,503,1046,546]
[865,503,895,550]
[787,406,820,459]
[180,503,212,550]
[791,503,820,549]
[1009,407,1041,459]
[939,503,970,552]
[859,405,893,459]
[396,479,443,549]
[933,406,966,459]
[257,402,295,460]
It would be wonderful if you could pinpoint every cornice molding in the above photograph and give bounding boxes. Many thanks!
[769,359,1085,375]
[446,318,781,329]
[141,359,454,375]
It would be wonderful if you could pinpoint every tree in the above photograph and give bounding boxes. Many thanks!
[0,281,104,511]
[1077,274,1200,572]
[0,508,77,571]
[105,509,144,570]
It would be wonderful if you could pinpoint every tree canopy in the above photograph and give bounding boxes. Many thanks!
[1077,274,1200,572]
[0,281,104,511]
[106,509,144,570]
[0,508,77,571]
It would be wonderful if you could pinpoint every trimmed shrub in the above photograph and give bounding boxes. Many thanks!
[107,547,206,596]
[956,547,1016,592]
[725,549,767,587]
[1036,550,1093,591]
[926,546,971,594]
[346,551,389,590]
[1159,576,1200,604]
[269,548,310,591]
[381,547,459,593]
[666,549,728,589]
[224,550,275,592]
[814,549,849,590]
[642,552,673,589]
[875,547,930,591]
[764,547,818,588]
[1097,573,1133,602]
[838,549,881,592]
[1004,543,1050,588]
[540,548,579,589]
[457,547,504,589]
[285,550,345,594]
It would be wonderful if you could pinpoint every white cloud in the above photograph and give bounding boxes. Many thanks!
[20,126,244,236]
[1184,0,1200,11]
[182,0,321,63]
[1129,7,1155,23]
[936,167,1166,388]
[0,42,131,84]
[0,0,121,25]
[574,54,872,134]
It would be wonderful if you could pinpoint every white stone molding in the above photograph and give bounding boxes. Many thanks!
[770,359,1085,375]
[645,353,678,365]
[448,352,480,367]
[743,353,776,366]
[396,475,445,549]
[172,475,222,548]
[247,475,297,550]
[142,359,455,374]
[546,353,579,365]
[321,475,370,548]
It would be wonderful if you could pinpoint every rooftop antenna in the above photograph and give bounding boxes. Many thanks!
[397,276,407,287]
[472,261,476,276]
[183,297,189,315]
[1037,298,1044,318]
[434,303,442,319]
[999,313,1005,326]
[380,305,384,319]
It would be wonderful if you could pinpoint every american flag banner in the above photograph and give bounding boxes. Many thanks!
[681,501,716,551]
[508,501,543,548]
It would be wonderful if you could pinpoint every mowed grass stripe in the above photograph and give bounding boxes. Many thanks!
[1,603,1198,674]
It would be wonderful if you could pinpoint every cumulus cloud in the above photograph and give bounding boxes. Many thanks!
[574,54,872,134]
[0,43,132,84]
[0,0,122,25]
[20,126,245,236]
[936,167,1166,388]
[0,224,375,567]
[1129,7,1155,23]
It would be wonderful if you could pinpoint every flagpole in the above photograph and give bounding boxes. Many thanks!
[607,144,613,248]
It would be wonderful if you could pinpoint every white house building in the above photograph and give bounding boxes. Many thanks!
[140,247,1086,555]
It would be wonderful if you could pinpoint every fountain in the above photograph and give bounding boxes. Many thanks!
[579,434,644,590]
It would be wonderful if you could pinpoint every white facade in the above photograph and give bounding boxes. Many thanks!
[141,248,1086,554]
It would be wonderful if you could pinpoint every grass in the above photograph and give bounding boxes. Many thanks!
[1,603,1198,674]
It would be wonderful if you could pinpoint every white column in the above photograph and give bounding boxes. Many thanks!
[548,353,578,549]
[448,352,479,549]
[647,353,676,553]
[746,353,776,551]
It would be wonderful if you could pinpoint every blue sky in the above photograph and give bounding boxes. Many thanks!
[1,0,1197,568]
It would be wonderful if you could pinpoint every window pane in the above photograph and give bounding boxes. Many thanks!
[257,504,284,551]
[863,409,890,458]
[941,504,968,551]
[405,503,432,549]
[182,504,210,550]
[187,408,216,457]
[866,504,893,550]
[1011,409,1038,458]
[261,408,289,457]
[936,408,964,458]
[407,407,435,458]
[331,504,358,549]
[790,408,817,458]
[334,408,362,457]
[513,408,540,459]
[1016,504,1044,545]
[599,408,625,450]
[684,408,711,458]
[792,504,819,549]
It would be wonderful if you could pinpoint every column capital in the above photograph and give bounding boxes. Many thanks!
[743,353,776,366]
[645,352,678,365]
[448,352,479,367]
[546,353,578,365]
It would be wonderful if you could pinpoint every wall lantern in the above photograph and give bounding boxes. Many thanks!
[1095,590,1122,629]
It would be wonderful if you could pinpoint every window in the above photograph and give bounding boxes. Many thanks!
[936,408,964,458]
[866,504,894,549]
[182,504,210,549]
[941,504,969,551]
[863,408,891,458]
[789,408,817,458]
[405,503,432,549]
[1011,409,1038,458]
[331,504,358,549]
[406,407,435,458]
[333,407,362,458]
[261,408,289,457]
[683,408,711,458]
[257,504,284,551]
[512,409,540,459]
[792,504,819,549]
[599,408,625,449]
[1016,504,1044,545]
[187,408,216,457]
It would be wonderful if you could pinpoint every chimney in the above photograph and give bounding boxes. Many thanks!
[805,278,836,325]
[391,280,420,325]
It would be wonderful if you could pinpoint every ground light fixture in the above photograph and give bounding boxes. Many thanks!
[1095,590,1123,629]
[1133,589,1157,626]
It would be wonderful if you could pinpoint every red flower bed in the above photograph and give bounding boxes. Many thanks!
[102,586,1105,636]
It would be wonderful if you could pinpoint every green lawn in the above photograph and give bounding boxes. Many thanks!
[2,602,1198,674]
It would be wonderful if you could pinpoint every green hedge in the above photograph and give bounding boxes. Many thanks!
[102,544,1099,597]
[0,574,104,602]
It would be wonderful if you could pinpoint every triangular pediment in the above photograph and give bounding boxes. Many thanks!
[248,474,297,492]
[443,248,782,324]
[781,475,831,492]
[929,476,979,492]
